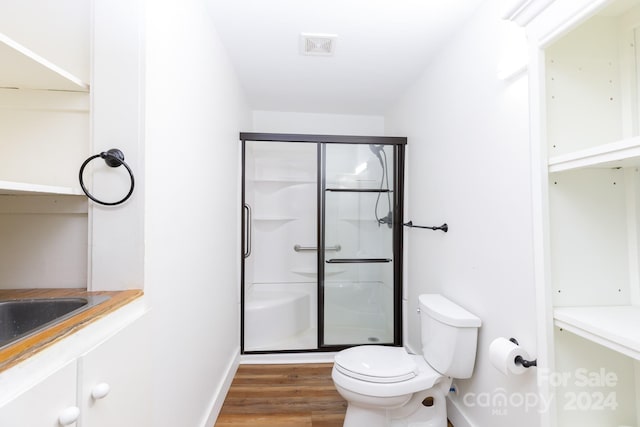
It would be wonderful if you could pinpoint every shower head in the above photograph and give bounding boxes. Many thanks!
[369,144,384,167]
[370,144,392,229]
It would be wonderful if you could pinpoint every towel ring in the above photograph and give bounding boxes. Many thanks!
[79,148,135,206]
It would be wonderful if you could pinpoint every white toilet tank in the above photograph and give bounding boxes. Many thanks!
[419,294,481,379]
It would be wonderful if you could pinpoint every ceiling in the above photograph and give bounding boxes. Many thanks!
[207,0,486,115]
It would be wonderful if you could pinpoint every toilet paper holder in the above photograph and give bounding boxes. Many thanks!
[509,338,537,368]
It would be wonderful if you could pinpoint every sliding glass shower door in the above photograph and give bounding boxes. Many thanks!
[241,133,405,353]
[242,140,318,352]
[321,143,398,346]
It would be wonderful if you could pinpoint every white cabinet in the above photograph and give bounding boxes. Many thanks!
[0,313,150,427]
[535,1,640,425]
[0,361,79,427]
[78,313,151,427]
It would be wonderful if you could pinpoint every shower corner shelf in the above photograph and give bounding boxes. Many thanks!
[252,177,315,184]
[291,267,346,276]
[326,178,378,187]
[339,217,381,222]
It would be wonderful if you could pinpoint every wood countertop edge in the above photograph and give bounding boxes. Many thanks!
[0,289,143,372]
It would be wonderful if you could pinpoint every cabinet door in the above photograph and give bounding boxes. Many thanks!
[0,361,78,427]
[78,313,151,427]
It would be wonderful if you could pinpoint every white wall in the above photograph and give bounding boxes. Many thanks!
[386,2,539,426]
[252,110,384,135]
[144,1,250,426]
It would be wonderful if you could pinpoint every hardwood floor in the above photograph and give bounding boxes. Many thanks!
[215,363,454,427]
[215,363,345,426]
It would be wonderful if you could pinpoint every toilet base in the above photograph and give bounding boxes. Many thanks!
[340,379,451,427]
[389,379,450,427]
[343,404,388,427]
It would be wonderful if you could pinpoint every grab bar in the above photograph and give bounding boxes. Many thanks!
[294,244,341,252]
[326,258,392,264]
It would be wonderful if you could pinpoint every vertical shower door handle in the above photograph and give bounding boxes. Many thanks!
[243,203,252,258]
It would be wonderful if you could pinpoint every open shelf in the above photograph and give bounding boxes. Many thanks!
[250,179,315,193]
[548,137,640,173]
[291,267,346,277]
[0,180,83,196]
[0,32,88,92]
[554,305,640,360]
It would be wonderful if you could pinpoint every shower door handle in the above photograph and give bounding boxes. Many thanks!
[243,203,252,258]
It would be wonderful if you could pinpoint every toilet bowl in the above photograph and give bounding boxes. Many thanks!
[332,294,481,427]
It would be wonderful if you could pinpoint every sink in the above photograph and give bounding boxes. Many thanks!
[0,296,110,348]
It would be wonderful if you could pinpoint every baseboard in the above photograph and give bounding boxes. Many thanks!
[201,348,241,427]
[240,351,338,364]
[447,396,476,427]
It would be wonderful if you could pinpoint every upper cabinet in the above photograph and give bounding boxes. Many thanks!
[0,0,90,196]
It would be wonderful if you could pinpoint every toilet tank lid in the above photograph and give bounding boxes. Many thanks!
[419,294,481,328]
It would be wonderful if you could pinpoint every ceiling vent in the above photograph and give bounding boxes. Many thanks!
[300,33,337,56]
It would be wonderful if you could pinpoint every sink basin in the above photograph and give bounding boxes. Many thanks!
[0,296,110,348]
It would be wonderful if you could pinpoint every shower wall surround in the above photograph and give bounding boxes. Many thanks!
[241,133,406,353]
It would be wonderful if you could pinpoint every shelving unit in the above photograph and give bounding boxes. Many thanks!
[541,2,640,425]
[0,9,90,290]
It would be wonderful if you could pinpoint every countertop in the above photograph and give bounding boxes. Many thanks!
[0,288,142,372]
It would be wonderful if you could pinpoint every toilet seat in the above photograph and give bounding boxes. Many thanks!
[332,352,443,398]
[334,346,418,383]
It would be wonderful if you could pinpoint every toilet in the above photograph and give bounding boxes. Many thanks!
[331,294,481,427]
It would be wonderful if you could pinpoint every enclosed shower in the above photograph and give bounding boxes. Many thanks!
[241,132,406,353]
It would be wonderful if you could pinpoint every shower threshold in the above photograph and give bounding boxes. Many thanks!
[244,326,393,354]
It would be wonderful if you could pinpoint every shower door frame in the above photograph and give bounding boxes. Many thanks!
[240,132,406,354]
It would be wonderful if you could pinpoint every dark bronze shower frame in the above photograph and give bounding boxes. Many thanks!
[240,132,407,354]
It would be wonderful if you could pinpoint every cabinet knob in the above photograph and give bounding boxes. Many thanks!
[58,406,80,425]
[91,382,111,400]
